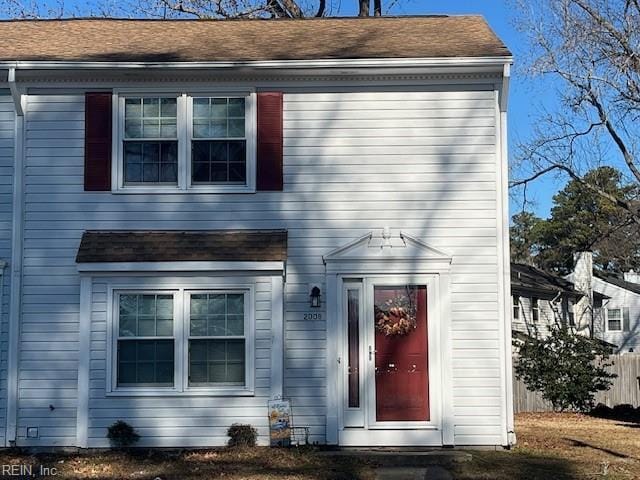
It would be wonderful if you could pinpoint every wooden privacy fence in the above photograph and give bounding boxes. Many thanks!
[513,353,640,413]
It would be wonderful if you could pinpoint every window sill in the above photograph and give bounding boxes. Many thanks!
[112,185,257,195]
[105,388,255,397]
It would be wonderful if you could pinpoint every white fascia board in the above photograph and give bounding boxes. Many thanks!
[1,56,513,72]
[76,261,284,273]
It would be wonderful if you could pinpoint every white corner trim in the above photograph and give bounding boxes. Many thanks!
[77,261,285,273]
[6,101,25,446]
[500,63,510,113]
[495,88,515,446]
[7,68,23,116]
[270,276,284,400]
[439,272,455,446]
[76,275,92,448]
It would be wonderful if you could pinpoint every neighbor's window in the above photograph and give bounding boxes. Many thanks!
[188,292,247,386]
[123,97,178,185]
[531,297,540,322]
[607,308,622,331]
[191,97,247,185]
[117,93,253,191]
[117,293,175,387]
[512,295,520,321]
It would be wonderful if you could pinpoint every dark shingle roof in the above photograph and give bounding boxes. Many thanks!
[594,272,640,295]
[76,230,287,263]
[511,263,580,297]
[0,16,511,63]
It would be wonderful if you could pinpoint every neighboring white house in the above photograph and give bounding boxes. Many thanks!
[0,16,514,448]
[510,262,582,338]
[567,253,640,353]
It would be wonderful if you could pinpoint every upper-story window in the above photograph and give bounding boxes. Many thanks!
[191,97,247,185]
[123,97,179,185]
[115,92,255,193]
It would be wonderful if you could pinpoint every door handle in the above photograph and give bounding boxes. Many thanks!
[369,345,373,361]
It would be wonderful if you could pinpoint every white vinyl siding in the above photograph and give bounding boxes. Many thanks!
[18,83,505,447]
[0,92,15,447]
[511,296,557,338]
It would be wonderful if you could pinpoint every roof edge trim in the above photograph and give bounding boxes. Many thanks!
[0,56,513,72]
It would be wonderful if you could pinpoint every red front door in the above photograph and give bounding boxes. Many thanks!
[374,285,429,422]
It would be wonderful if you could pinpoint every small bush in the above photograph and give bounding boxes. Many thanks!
[613,404,637,420]
[107,420,140,448]
[227,423,257,448]
[590,403,613,419]
[590,403,640,423]
[513,326,616,412]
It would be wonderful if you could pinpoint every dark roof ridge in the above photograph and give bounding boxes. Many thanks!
[0,15,478,23]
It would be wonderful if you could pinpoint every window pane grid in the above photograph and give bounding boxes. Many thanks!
[117,293,175,388]
[188,339,245,385]
[123,97,178,185]
[188,292,246,387]
[608,309,622,330]
[192,97,245,139]
[117,339,174,387]
[125,97,177,140]
[191,97,247,185]
[190,293,244,337]
[119,294,174,338]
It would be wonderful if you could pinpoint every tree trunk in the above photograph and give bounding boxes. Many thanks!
[359,0,369,16]
[373,0,381,16]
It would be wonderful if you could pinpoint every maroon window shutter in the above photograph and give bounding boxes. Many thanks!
[256,92,283,191]
[84,92,112,191]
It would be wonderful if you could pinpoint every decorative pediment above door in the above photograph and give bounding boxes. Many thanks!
[323,229,452,274]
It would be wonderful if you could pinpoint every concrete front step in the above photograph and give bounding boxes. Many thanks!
[319,449,472,467]
[375,466,453,480]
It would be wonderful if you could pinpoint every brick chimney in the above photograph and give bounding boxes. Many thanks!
[573,252,593,336]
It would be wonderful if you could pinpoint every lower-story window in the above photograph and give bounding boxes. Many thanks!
[112,287,252,394]
[188,292,247,386]
[117,293,175,387]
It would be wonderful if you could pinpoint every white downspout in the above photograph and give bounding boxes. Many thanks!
[499,63,516,447]
[6,67,24,446]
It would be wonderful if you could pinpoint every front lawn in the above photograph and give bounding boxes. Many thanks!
[0,413,638,479]
[453,412,640,479]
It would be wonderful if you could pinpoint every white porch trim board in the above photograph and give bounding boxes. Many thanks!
[76,275,92,448]
[270,276,284,400]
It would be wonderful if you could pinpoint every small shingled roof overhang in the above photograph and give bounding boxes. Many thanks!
[75,230,287,263]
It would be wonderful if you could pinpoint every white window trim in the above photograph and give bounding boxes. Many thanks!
[106,282,255,396]
[111,89,257,194]
[606,307,623,332]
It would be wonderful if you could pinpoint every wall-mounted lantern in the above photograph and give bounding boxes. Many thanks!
[310,286,321,308]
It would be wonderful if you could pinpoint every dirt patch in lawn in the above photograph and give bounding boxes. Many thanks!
[452,412,640,479]
[0,447,375,480]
